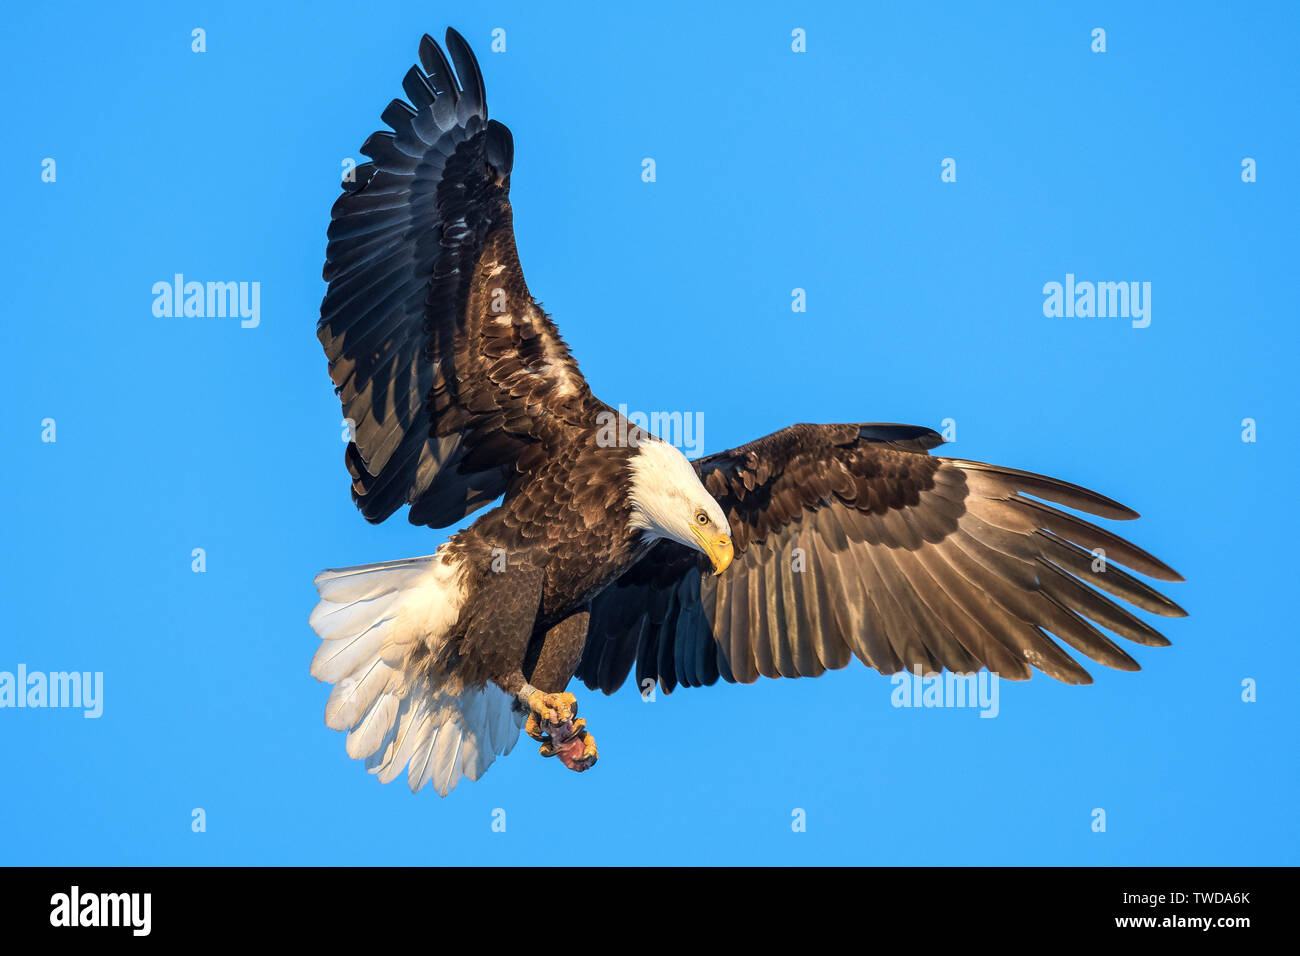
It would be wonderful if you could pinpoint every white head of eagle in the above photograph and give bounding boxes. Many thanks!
[626,438,734,575]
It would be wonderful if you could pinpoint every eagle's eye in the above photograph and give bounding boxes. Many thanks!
[695,511,709,525]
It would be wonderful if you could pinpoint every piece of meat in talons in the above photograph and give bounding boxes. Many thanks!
[525,691,598,772]
[539,718,598,771]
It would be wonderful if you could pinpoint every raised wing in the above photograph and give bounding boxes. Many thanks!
[318,29,599,528]
[579,423,1186,694]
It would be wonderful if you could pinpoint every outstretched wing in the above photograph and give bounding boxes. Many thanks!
[579,423,1187,694]
[318,29,600,528]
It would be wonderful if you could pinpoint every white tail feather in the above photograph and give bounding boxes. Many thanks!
[324,658,395,730]
[346,693,399,760]
[311,618,391,684]
[310,551,523,797]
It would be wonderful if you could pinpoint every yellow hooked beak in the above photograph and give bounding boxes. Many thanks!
[690,525,734,576]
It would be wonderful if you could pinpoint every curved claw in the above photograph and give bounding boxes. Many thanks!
[525,712,547,742]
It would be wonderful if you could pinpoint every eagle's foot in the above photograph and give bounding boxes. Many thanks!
[524,690,578,739]
[524,690,597,772]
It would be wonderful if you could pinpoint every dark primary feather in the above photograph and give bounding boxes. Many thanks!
[579,423,1187,694]
[318,29,602,529]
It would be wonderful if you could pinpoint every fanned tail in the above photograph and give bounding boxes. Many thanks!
[309,551,522,796]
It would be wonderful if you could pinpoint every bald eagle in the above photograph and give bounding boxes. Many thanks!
[311,29,1186,796]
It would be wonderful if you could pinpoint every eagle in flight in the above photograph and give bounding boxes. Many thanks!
[311,29,1186,796]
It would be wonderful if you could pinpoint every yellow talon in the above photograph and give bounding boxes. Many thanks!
[575,732,598,767]
[526,690,577,727]
[525,712,546,742]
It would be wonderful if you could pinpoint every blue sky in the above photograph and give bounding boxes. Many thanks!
[2,0,1296,865]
